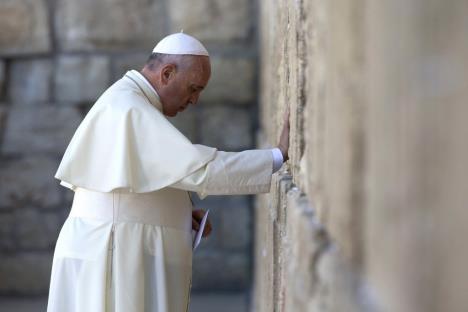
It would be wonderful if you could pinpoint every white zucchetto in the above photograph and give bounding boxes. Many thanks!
[152,33,209,56]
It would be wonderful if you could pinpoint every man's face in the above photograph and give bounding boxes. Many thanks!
[159,56,211,117]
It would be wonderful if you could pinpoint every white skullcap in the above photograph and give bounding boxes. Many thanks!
[152,32,209,56]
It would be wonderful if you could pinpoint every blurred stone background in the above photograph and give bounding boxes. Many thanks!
[0,0,258,307]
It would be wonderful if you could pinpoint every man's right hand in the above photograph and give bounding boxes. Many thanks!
[277,107,290,162]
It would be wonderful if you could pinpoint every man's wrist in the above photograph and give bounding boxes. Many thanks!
[271,148,284,173]
[277,145,288,161]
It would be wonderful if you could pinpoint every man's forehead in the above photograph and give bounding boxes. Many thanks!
[190,55,210,68]
[188,70,210,88]
[187,56,210,75]
[189,73,209,87]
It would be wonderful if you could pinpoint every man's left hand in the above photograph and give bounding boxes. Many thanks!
[192,209,212,237]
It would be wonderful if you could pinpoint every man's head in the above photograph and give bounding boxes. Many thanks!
[140,33,211,117]
[141,53,210,117]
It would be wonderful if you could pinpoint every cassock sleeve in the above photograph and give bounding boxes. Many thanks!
[169,148,275,199]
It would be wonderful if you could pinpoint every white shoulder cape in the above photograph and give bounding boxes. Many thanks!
[55,70,217,193]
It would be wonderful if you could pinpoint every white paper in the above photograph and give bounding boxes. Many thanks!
[192,209,210,250]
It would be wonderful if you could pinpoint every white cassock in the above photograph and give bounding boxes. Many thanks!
[46,70,283,312]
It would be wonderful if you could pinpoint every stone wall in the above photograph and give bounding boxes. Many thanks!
[0,0,259,295]
[255,1,468,311]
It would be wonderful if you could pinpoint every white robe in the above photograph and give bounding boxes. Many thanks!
[46,70,274,312]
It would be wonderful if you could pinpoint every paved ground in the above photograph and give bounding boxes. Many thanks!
[0,293,248,312]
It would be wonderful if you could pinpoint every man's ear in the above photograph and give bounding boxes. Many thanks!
[161,64,176,85]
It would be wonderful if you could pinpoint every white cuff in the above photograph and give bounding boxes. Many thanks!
[271,148,284,173]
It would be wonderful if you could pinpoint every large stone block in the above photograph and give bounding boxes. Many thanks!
[253,192,276,312]
[2,106,82,154]
[314,0,367,264]
[0,156,62,208]
[0,0,51,56]
[311,246,371,312]
[258,0,468,311]
[168,0,251,42]
[365,2,468,312]
[200,106,252,150]
[9,59,52,104]
[55,0,166,51]
[54,56,110,104]
[283,188,326,311]
[202,57,256,105]
[0,252,53,295]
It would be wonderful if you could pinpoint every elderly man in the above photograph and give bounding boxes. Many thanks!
[47,33,289,312]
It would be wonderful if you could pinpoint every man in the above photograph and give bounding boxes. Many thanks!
[47,33,289,312]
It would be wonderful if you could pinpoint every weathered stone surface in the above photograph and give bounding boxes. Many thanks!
[314,0,366,264]
[0,0,50,55]
[192,251,249,291]
[0,252,53,295]
[55,56,110,103]
[2,106,81,154]
[0,156,62,208]
[9,59,52,104]
[252,191,275,312]
[311,246,371,312]
[365,2,468,312]
[168,0,251,42]
[281,187,320,311]
[111,53,148,81]
[252,173,291,312]
[255,0,370,309]
[281,187,373,311]
[257,0,468,311]
[55,0,166,51]
[200,106,252,150]
[202,57,255,105]
[15,208,63,250]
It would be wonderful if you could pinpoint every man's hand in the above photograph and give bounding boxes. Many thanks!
[277,106,290,162]
[192,209,212,237]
